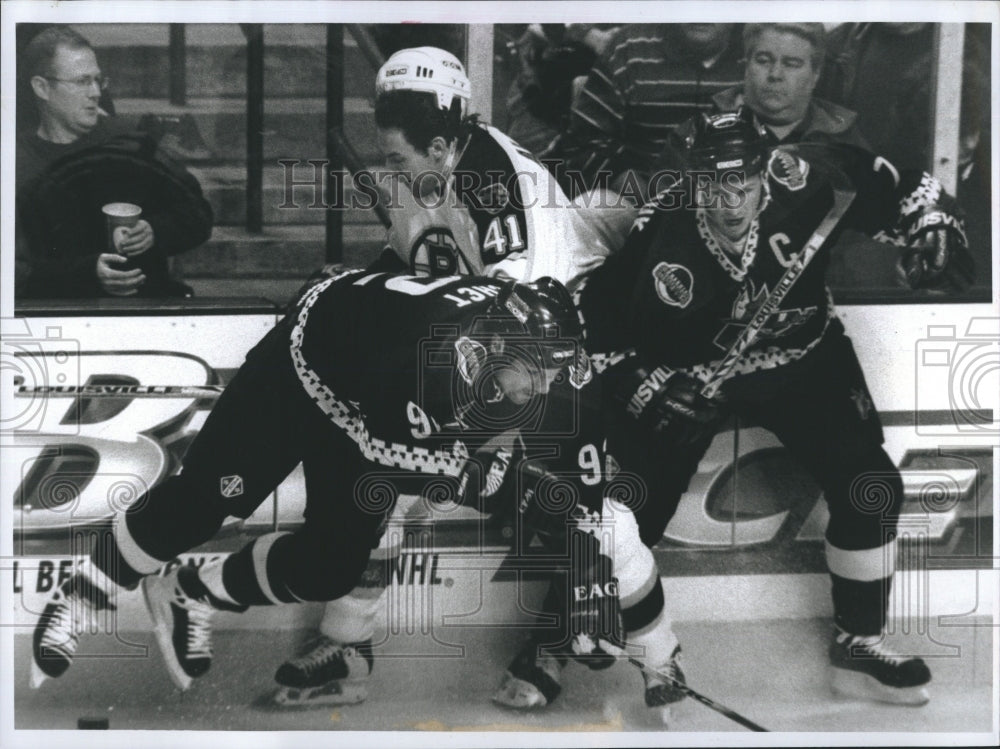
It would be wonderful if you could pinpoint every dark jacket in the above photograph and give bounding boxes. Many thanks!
[710,86,871,149]
[16,119,213,299]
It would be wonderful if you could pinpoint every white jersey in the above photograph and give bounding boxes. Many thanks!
[385,123,612,290]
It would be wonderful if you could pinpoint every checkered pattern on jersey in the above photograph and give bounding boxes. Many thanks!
[289,274,465,476]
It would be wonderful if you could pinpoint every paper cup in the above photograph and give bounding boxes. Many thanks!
[102,202,142,252]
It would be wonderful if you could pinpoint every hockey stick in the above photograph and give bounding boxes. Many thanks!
[701,163,857,400]
[15,384,224,399]
[627,656,769,732]
[329,126,392,229]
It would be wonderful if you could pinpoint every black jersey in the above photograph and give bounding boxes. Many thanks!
[578,144,955,393]
[291,270,602,492]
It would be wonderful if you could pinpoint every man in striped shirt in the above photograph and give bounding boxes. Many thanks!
[548,24,744,199]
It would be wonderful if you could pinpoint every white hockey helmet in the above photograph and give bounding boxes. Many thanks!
[375,46,471,116]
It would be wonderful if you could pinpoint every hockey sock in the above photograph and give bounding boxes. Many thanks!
[220,532,293,606]
[92,511,167,589]
[826,539,897,636]
[319,537,399,643]
[199,558,242,606]
[624,579,679,667]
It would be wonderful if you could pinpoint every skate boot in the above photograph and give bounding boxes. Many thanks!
[641,644,687,707]
[31,572,116,688]
[141,565,246,690]
[829,628,931,705]
[492,640,564,710]
[273,636,374,707]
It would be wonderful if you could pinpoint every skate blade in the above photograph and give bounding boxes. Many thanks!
[141,576,192,692]
[491,676,548,710]
[29,660,48,689]
[273,681,368,708]
[655,704,674,727]
[831,667,930,706]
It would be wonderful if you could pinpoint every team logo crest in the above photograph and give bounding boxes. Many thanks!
[220,475,244,498]
[652,262,694,308]
[768,149,810,191]
[475,182,510,215]
[455,336,488,385]
[732,280,769,321]
[412,229,469,276]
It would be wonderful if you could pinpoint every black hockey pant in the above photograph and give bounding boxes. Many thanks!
[93,321,392,605]
[612,327,903,636]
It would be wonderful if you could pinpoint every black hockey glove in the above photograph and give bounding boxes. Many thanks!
[900,205,975,292]
[614,365,725,445]
[455,440,520,516]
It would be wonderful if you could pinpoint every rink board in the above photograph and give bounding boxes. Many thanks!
[4,301,997,633]
[8,550,997,631]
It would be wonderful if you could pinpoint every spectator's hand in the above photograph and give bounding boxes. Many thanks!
[115,219,155,256]
[97,253,146,296]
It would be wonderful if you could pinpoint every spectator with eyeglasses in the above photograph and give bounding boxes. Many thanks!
[16,25,212,299]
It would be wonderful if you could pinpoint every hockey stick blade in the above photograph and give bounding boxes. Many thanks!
[701,166,857,400]
[627,656,769,732]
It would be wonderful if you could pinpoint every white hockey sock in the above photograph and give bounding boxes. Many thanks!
[628,581,680,668]
[198,559,240,605]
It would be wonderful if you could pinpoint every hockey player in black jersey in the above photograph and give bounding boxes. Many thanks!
[30,272,677,712]
[28,273,570,687]
[576,106,974,706]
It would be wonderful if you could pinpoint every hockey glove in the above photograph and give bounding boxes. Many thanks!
[614,365,724,445]
[900,205,975,292]
[455,441,520,517]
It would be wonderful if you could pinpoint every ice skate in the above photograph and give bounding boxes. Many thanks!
[142,565,246,691]
[492,640,564,710]
[273,636,373,707]
[637,644,687,726]
[829,628,931,706]
[31,572,116,688]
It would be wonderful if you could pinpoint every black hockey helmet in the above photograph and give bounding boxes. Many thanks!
[676,106,770,175]
[484,277,582,376]
[459,277,583,388]
[490,276,582,368]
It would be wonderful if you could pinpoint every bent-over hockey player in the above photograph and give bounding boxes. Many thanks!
[571,106,973,706]
[271,46,654,709]
[30,272,682,715]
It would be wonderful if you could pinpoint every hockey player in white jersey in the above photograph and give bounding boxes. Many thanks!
[374,46,612,290]
[271,47,659,709]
